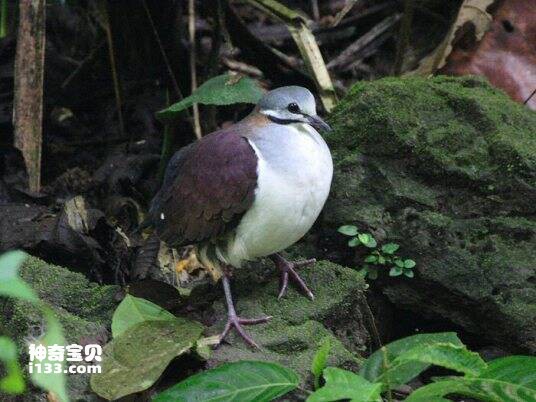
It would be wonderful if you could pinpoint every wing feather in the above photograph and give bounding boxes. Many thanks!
[149,127,258,247]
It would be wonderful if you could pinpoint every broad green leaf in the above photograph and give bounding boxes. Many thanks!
[481,356,536,389]
[91,319,203,400]
[153,361,299,402]
[111,294,176,338]
[404,259,416,269]
[338,225,358,236]
[30,307,68,402]
[157,73,264,120]
[394,343,487,377]
[389,267,403,276]
[307,367,382,402]
[404,270,415,278]
[0,337,25,394]
[0,250,38,302]
[407,356,536,401]
[394,259,404,268]
[381,243,399,254]
[358,233,371,245]
[348,237,360,247]
[312,337,331,390]
[360,333,462,385]
[365,238,377,248]
[365,255,377,263]
[405,376,536,402]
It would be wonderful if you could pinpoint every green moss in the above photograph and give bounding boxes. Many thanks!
[322,75,536,353]
[208,260,367,381]
[1,256,119,345]
[327,75,536,185]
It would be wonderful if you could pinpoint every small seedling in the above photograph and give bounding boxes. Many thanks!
[338,225,416,280]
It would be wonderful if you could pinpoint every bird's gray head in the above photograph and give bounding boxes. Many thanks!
[257,86,331,133]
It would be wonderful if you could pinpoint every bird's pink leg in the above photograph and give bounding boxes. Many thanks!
[218,273,271,349]
[269,253,316,300]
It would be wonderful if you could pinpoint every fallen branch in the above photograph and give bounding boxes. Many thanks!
[244,0,337,111]
[327,13,402,71]
[13,0,46,192]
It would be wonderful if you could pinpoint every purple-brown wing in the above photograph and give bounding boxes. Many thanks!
[150,128,258,247]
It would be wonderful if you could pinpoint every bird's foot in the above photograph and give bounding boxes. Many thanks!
[219,312,271,349]
[218,273,271,349]
[270,253,316,300]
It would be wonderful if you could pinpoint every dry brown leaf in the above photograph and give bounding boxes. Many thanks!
[408,0,496,76]
[440,0,536,110]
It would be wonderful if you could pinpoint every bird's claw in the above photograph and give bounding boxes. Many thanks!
[272,255,316,300]
[218,314,272,349]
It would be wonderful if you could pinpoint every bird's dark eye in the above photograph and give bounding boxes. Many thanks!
[287,103,300,113]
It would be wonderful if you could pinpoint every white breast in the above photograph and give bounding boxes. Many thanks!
[218,123,333,267]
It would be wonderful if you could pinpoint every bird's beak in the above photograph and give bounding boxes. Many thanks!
[307,115,332,133]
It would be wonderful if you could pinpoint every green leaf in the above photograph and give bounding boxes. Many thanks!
[367,268,378,280]
[364,255,377,263]
[381,243,399,255]
[0,250,39,302]
[157,73,264,120]
[312,338,331,390]
[404,259,416,269]
[365,238,377,248]
[30,307,68,402]
[338,225,359,236]
[154,361,299,402]
[111,294,176,338]
[406,375,536,402]
[394,259,405,268]
[348,237,361,247]
[481,356,536,389]
[307,367,382,402]
[404,270,415,278]
[0,251,68,402]
[378,255,386,265]
[0,337,25,394]
[91,319,203,400]
[357,233,370,244]
[360,332,463,385]
[389,267,403,277]
[394,343,487,377]
[407,356,536,401]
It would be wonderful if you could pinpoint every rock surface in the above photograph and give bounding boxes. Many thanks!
[323,75,536,353]
[202,259,370,383]
[0,256,120,401]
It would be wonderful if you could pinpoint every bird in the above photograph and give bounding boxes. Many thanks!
[149,86,333,348]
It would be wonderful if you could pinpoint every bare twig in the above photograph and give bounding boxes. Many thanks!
[524,88,536,105]
[327,13,402,70]
[245,0,337,111]
[0,0,7,38]
[61,40,106,89]
[100,0,126,145]
[393,0,414,75]
[311,0,319,21]
[189,0,202,139]
[142,0,184,101]
[158,90,174,184]
[331,0,364,27]
[13,0,46,192]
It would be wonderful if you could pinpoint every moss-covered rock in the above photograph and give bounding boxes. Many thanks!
[323,76,536,353]
[0,256,120,401]
[205,260,369,383]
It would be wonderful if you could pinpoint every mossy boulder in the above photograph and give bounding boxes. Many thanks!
[0,256,120,401]
[323,76,536,353]
[204,260,369,383]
